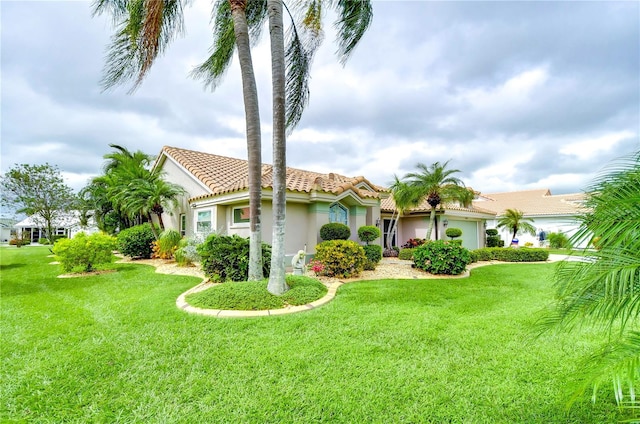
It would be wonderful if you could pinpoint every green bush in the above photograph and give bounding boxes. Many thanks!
[413,240,470,275]
[281,275,328,306]
[468,251,479,263]
[38,238,51,245]
[362,244,382,270]
[197,234,271,282]
[486,235,502,247]
[470,247,549,262]
[398,248,416,261]
[117,223,156,259]
[174,237,201,267]
[445,227,462,239]
[152,229,182,259]
[319,223,351,241]
[53,232,116,272]
[9,237,30,247]
[486,229,499,236]
[314,240,366,278]
[548,232,572,249]
[357,225,381,244]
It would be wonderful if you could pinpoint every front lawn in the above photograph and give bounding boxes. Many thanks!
[1,246,623,422]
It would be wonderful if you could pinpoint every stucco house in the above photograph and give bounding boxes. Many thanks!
[380,197,497,250]
[473,189,588,247]
[15,212,98,243]
[153,146,389,257]
[0,218,17,243]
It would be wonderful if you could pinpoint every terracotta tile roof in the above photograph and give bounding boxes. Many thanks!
[160,146,387,200]
[473,188,587,216]
[381,196,496,215]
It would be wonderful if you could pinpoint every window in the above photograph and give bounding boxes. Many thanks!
[55,228,66,236]
[329,203,348,226]
[179,214,186,236]
[233,206,250,224]
[196,210,211,233]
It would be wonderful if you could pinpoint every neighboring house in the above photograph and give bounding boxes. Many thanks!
[473,189,588,247]
[153,146,388,257]
[380,197,497,250]
[15,212,99,243]
[0,218,17,243]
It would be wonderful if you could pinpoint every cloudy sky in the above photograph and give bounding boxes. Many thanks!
[2,1,639,197]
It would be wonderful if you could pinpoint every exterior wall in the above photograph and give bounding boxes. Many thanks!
[307,203,330,252]
[398,216,430,246]
[445,219,479,250]
[349,205,367,243]
[1,227,10,243]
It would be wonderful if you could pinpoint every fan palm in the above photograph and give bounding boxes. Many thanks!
[402,161,472,241]
[541,151,640,410]
[496,208,536,241]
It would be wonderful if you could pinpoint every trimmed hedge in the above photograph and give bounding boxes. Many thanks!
[363,244,382,270]
[197,234,271,282]
[320,223,351,241]
[471,247,549,262]
[117,224,156,259]
[413,240,471,275]
[398,248,416,261]
[314,240,366,278]
[358,225,381,244]
[445,228,462,239]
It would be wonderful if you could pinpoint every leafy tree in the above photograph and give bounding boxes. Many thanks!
[496,208,536,241]
[1,163,76,241]
[541,151,640,411]
[400,161,472,241]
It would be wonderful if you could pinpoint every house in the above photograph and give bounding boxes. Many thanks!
[0,218,17,243]
[15,211,99,243]
[153,146,389,257]
[380,197,497,250]
[473,188,588,247]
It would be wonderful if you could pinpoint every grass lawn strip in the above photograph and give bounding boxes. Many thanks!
[1,246,625,422]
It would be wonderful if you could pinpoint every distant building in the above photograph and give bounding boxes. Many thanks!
[15,211,98,243]
[0,218,17,243]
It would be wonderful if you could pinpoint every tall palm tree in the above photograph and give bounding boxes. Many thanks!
[540,150,640,410]
[94,0,267,280]
[496,208,536,241]
[402,161,471,241]
[387,176,422,249]
[266,0,373,295]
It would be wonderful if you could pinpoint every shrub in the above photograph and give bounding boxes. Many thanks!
[401,238,426,248]
[117,224,156,259]
[281,275,328,306]
[307,259,325,275]
[363,244,382,270]
[38,237,51,245]
[486,229,499,236]
[398,248,416,261]
[152,229,182,259]
[470,247,549,262]
[445,228,462,239]
[548,232,572,249]
[10,237,30,247]
[319,223,351,241]
[174,237,202,267]
[53,232,116,272]
[197,234,271,282]
[357,225,381,244]
[468,250,479,263]
[413,240,471,275]
[314,240,366,278]
[486,235,502,247]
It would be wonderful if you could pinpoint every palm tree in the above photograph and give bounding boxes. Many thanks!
[94,0,267,280]
[496,208,536,242]
[266,0,372,295]
[402,161,472,241]
[387,176,422,249]
[122,174,186,232]
[540,150,640,410]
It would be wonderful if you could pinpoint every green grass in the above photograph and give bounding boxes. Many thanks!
[548,248,593,257]
[186,275,328,310]
[1,246,624,423]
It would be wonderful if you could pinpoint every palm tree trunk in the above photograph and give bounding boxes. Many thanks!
[426,208,436,241]
[230,0,263,281]
[267,0,288,295]
[155,212,165,231]
[147,212,159,239]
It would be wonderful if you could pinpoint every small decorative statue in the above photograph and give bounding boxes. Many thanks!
[292,249,306,275]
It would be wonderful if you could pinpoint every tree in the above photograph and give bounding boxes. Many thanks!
[540,151,640,411]
[1,164,76,241]
[496,208,536,241]
[266,0,373,294]
[387,176,422,249]
[401,161,472,241]
[94,0,266,280]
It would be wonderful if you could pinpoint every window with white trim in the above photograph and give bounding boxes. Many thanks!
[196,210,212,233]
[232,206,250,225]
[329,203,348,226]
[179,214,186,236]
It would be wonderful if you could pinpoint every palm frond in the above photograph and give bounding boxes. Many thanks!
[333,0,372,64]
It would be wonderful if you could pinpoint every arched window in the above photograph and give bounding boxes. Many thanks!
[329,203,348,226]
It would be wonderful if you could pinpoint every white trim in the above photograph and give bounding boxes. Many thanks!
[230,205,250,228]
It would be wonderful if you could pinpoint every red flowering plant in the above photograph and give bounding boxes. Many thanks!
[401,238,426,249]
[308,259,325,276]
